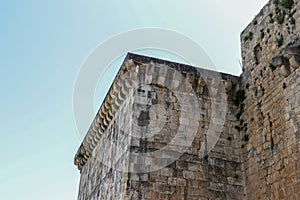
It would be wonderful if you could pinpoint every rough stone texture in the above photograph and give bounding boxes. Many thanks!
[75,53,243,200]
[75,1,300,199]
[241,0,300,199]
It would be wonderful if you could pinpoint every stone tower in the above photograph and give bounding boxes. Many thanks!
[74,0,300,199]
[240,0,300,199]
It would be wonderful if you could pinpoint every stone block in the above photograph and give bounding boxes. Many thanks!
[271,56,289,67]
[176,178,186,186]
[279,65,291,77]
[289,55,300,68]
[168,177,177,186]
[160,168,174,177]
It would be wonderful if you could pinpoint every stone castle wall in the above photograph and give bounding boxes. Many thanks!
[121,56,244,199]
[75,0,300,199]
[76,54,245,199]
[240,0,300,199]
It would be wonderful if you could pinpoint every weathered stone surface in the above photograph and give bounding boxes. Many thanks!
[75,0,300,199]
[271,56,289,67]
[75,53,243,199]
[279,64,291,77]
[289,55,300,68]
[241,0,300,199]
[283,46,300,56]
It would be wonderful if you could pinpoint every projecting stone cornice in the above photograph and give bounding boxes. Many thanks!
[74,53,240,171]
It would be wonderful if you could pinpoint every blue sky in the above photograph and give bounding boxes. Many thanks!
[0,0,268,199]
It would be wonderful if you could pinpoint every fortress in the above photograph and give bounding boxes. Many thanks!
[74,1,300,199]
